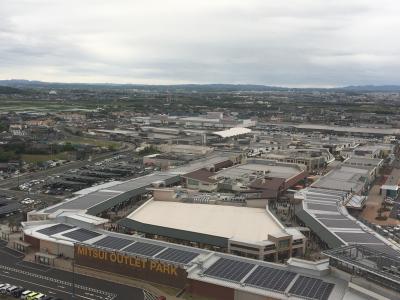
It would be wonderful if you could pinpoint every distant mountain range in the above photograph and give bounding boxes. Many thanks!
[0,79,400,93]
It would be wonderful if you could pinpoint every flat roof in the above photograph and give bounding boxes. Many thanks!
[344,156,383,167]
[213,127,252,138]
[216,162,302,180]
[311,166,368,193]
[169,152,234,174]
[127,200,285,244]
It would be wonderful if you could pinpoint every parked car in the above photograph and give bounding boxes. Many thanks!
[0,283,11,294]
[12,287,26,297]
[20,290,33,299]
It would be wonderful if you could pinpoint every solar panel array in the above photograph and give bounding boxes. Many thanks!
[244,266,297,292]
[123,242,165,257]
[155,248,199,264]
[93,236,133,250]
[289,275,334,300]
[204,258,255,282]
[37,224,75,236]
[62,228,101,242]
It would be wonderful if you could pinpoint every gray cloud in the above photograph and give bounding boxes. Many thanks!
[0,0,399,86]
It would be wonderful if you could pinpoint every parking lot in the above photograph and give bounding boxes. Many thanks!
[19,155,154,196]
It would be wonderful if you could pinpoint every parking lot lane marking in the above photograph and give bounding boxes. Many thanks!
[16,261,52,273]
[0,273,97,300]
[0,264,116,298]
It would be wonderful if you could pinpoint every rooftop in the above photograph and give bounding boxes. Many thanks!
[311,166,369,193]
[40,172,179,214]
[182,168,217,184]
[216,160,303,180]
[295,188,400,257]
[213,127,252,138]
[127,200,286,244]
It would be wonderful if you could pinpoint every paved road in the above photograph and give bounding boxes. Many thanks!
[0,242,144,300]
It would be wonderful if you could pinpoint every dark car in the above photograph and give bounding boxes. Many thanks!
[11,287,26,297]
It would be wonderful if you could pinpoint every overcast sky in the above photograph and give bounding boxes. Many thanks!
[0,0,399,87]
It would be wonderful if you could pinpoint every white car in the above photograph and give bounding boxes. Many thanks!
[0,283,11,293]
[6,285,18,294]
[20,290,32,299]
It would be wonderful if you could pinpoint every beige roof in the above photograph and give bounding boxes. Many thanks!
[127,200,285,244]
[213,127,251,138]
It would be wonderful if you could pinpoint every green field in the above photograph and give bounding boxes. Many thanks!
[21,152,72,163]
[64,137,122,148]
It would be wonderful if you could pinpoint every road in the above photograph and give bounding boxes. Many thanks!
[0,241,144,300]
[0,143,135,190]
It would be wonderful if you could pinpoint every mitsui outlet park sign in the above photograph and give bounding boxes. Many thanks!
[74,244,188,288]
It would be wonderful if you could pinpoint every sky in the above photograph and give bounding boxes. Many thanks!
[0,0,399,87]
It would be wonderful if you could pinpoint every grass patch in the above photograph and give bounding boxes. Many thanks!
[64,137,122,148]
[21,152,71,163]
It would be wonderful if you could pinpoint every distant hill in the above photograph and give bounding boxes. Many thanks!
[0,80,288,92]
[340,85,400,92]
[1,79,400,93]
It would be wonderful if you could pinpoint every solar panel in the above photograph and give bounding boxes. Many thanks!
[93,236,133,250]
[204,258,255,282]
[307,203,338,212]
[335,232,383,244]
[123,242,165,257]
[244,266,297,292]
[289,275,334,300]
[155,248,199,264]
[319,219,359,229]
[37,224,75,236]
[62,228,101,242]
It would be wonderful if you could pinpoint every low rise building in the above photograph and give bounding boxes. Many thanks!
[262,149,335,171]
